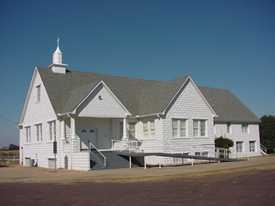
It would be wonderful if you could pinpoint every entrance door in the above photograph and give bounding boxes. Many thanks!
[80,128,97,150]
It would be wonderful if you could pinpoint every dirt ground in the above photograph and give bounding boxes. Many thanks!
[0,156,275,206]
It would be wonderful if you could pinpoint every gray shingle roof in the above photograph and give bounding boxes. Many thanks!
[199,87,260,123]
[38,68,260,123]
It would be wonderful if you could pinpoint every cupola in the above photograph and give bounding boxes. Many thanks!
[49,38,68,74]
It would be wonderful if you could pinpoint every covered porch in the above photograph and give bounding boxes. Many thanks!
[62,116,141,152]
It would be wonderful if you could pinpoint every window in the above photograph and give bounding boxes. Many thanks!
[242,124,248,134]
[143,122,148,137]
[129,123,135,138]
[200,120,206,136]
[36,85,41,103]
[180,120,187,137]
[25,126,31,143]
[172,119,187,138]
[35,124,42,142]
[226,123,231,134]
[48,121,56,141]
[249,141,256,152]
[202,151,208,157]
[193,120,199,136]
[193,120,207,137]
[150,121,155,136]
[236,141,243,153]
[172,119,178,137]
[195,152,200,156]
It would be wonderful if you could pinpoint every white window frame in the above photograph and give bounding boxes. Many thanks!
[129,123,135,138]
[36,85,41,103]
[35,123,43,142]
[150,120,155,137]
[25,126,31,143]
[249,141,256,152]
[193,119,207,137]
[172,119,178,137]
[143,121,149,137]
[172,119,187,138]
[236,141,243,153]
[200,120,206,137]
[48,120,56,141]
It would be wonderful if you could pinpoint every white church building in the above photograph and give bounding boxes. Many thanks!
[18,41,262,171]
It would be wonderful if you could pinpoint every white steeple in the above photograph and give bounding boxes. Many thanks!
[49,38,68,74]
[52,38,62,64]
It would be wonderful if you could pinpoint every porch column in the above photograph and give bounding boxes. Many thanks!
[70,116,76,139]
[122,117,128,140]
[60,120,65,140]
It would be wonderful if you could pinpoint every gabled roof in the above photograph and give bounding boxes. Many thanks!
[38,68,184,115]
[37,67,260,123]
[199,87,260,123]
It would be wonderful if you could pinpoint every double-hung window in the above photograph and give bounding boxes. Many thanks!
[35,123,42,142]
[150,121,155,136]
[193,120,199,136]
[129,123,135,138]
[249,141,256,152]
[200,120,206,136]
[25,126,31,143]
[143,122,149,137]
[180,120,187,137]
[172,119,187,138]
[143,120,156,138]
[172,119,178,137]
[236,141,243,153]
[48,121,56,141]
[193,120,207,137]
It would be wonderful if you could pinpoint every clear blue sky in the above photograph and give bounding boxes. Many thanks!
[0,0,274,146]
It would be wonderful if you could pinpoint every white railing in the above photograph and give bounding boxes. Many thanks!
[89,141,107,168]
[112,139,142,152]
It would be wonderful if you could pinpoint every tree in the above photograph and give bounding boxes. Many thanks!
[215,136,234,149]
[8,144,19,150]
[260,115,275,153]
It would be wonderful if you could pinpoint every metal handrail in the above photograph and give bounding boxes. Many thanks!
[89,141,107,168]
[260,144,268,154]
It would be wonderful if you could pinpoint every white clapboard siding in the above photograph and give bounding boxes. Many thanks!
[214,123,261,158]
[78,85,127,118]
[162,80,215,156]
[20,70,58,168]
[71,151,90,171]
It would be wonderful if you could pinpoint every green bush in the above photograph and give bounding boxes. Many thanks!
[215,136,234,149]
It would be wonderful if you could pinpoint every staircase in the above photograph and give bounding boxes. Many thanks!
[90,150,144,170]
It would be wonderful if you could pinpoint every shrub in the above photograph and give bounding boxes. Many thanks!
[215,136,234,149]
